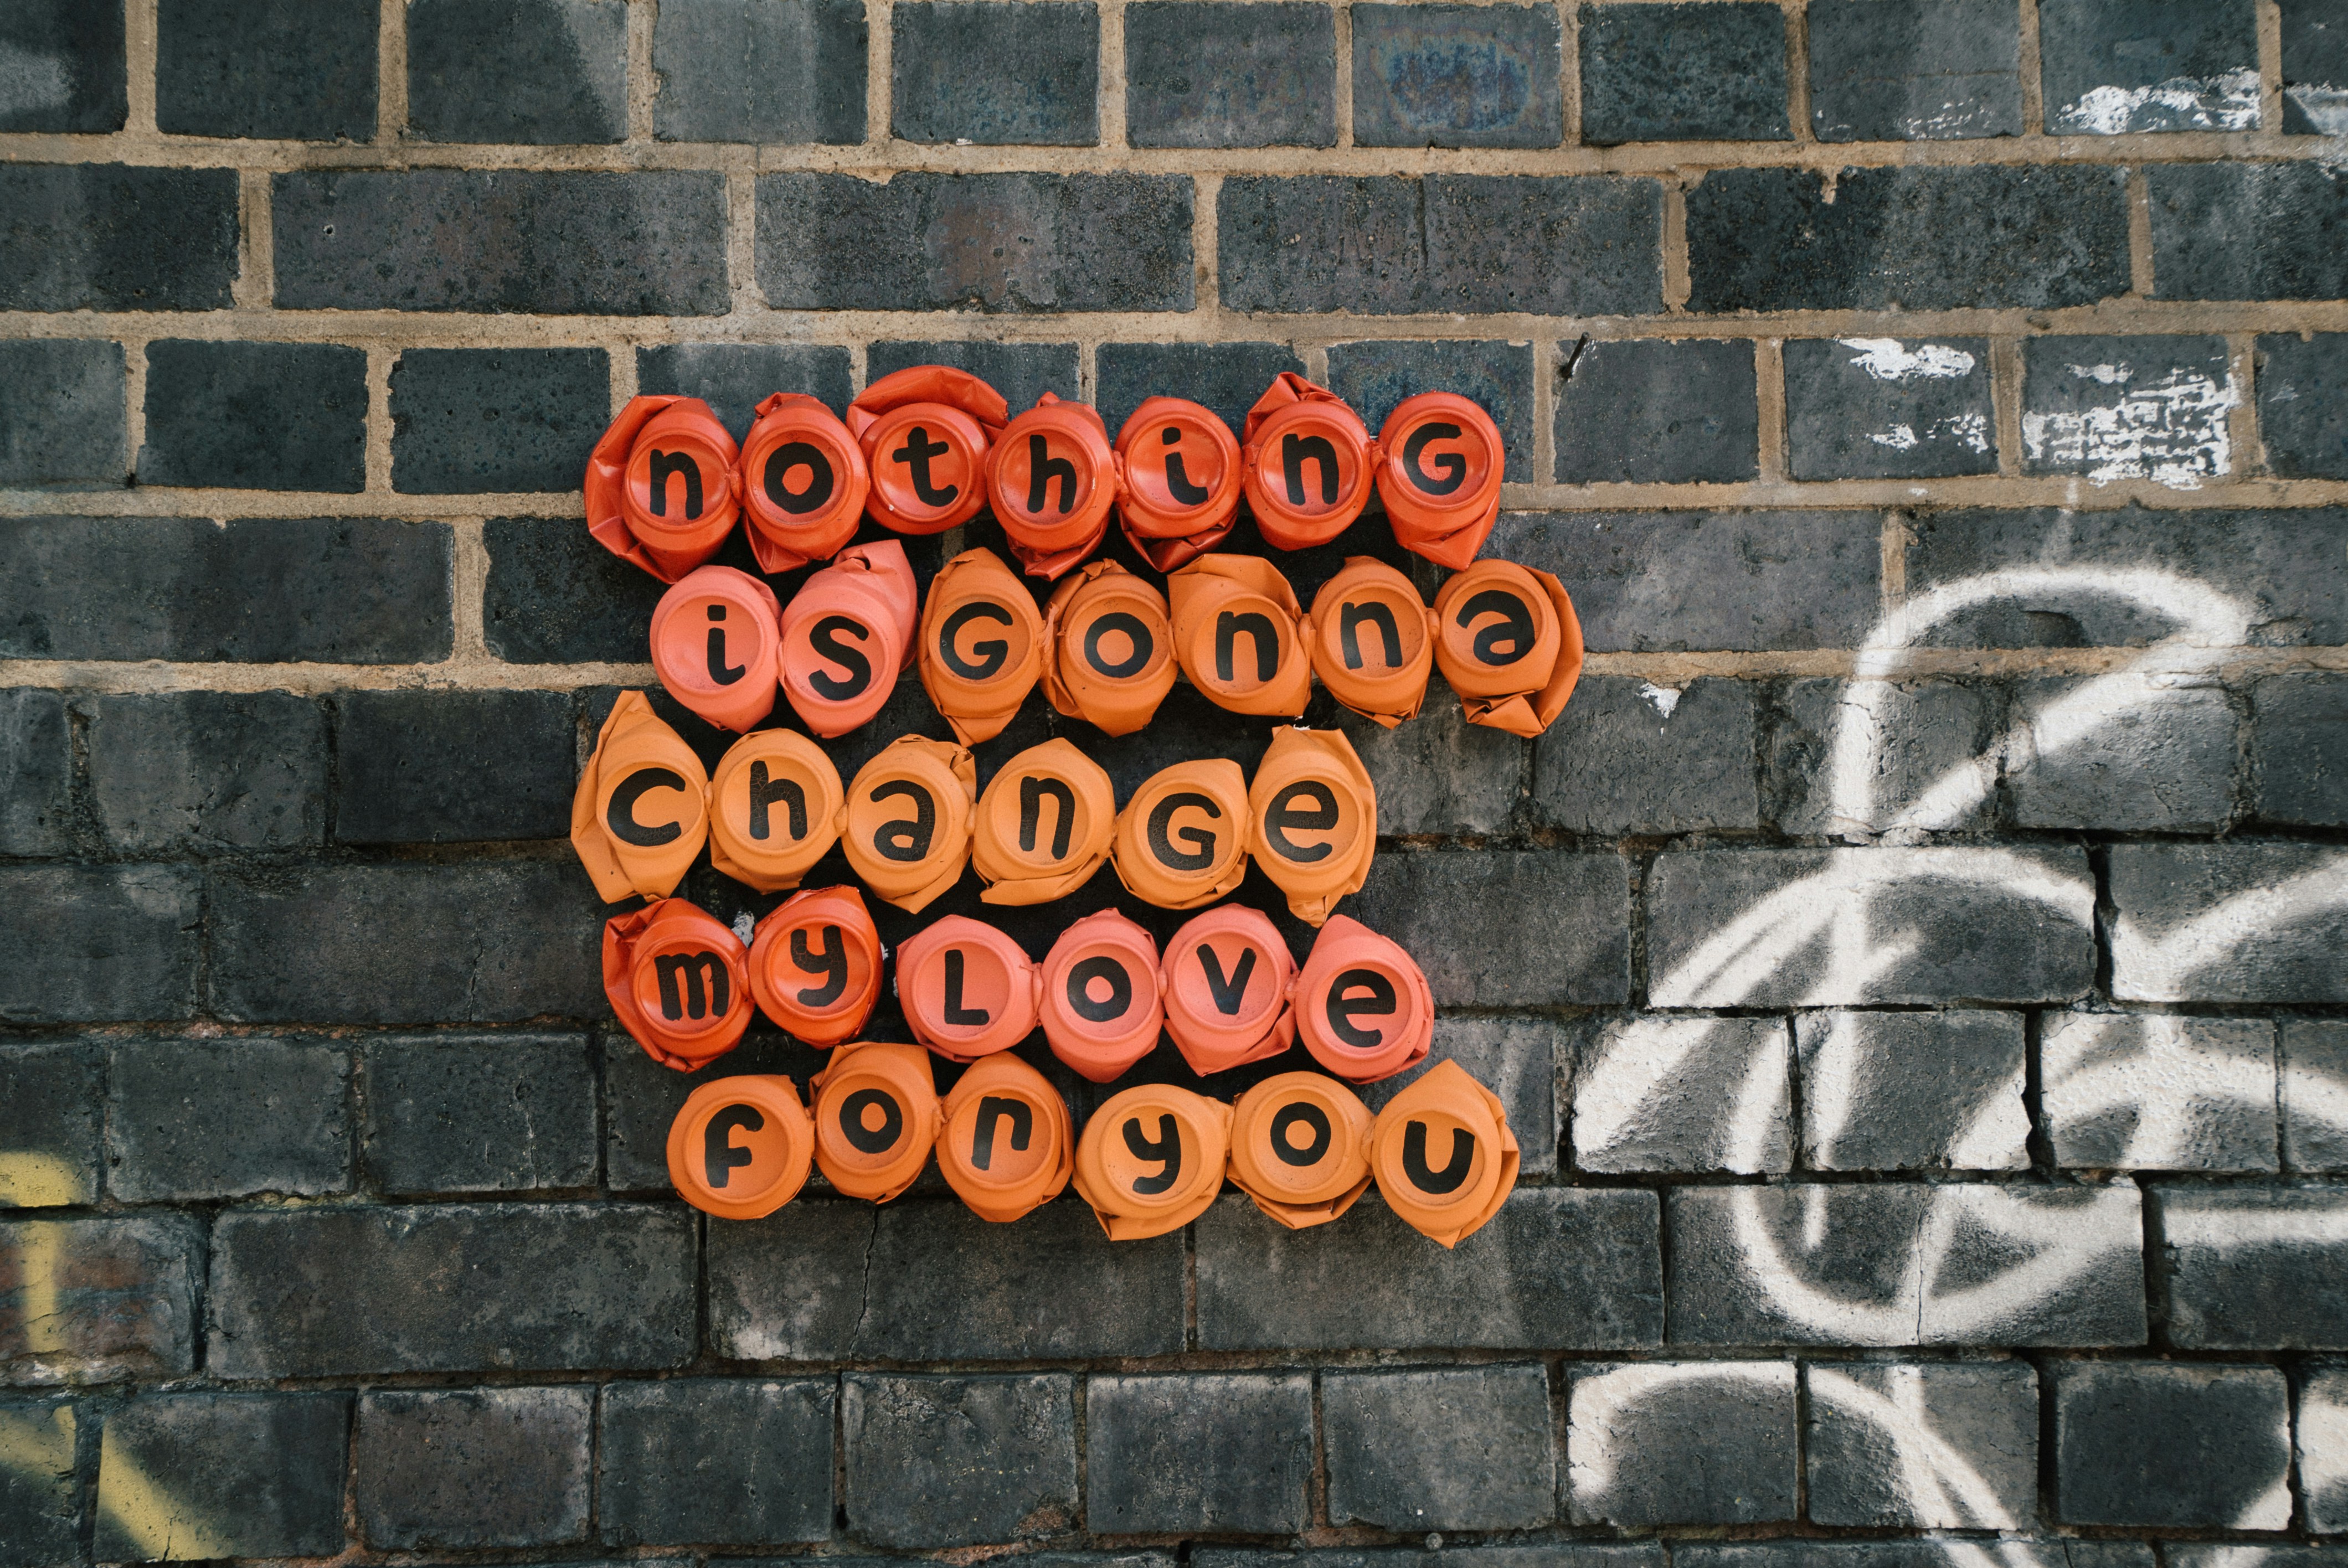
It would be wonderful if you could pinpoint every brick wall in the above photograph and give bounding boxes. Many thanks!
[3,0,2347,1557]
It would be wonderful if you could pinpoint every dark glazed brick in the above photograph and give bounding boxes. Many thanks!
[0,1216,202,1384]
[893,2,1099,146]
[1352,4,1561,148]
[1556,338,1758,484]
[2284,1019,2348,1171]
[2010,675,2237,830]
[1687,166,2130,313]
[276,169,729,314]
[1532,676,1759,835]
[1489,512,1880,653]
[390,348,609,494]
[601,1378,836,1545]
[2306,1373,2348,1531]
[1367,1016,1559,1175]
[2020,335,2234,485]
[1203,1550,1664,1568]
[2150,162,2348,302]
[2284,0,2348,133]
[408,0,626,143]
[760,173,1192,311]
[1197,1189,1664,1350]
[0,166,236,312]
[1086,1374,1312,1534]
[0,866,200,1024]
[641,342,855,439]
[1219,175,1661,316]
[1579,2,1786,144]
[2254,672,2348,824]
[1348,851,1629,1005]
[333,689,577,844]
[0,340,126,488]
[0,516,452,664]
[1806,0,2022,141]
[1784,337,1997,480]
[2257,332,2348,477]
[2159,1186,2348,1348]
[139,339,367,493]
[844,1374,1078,1548]
[156,0,378,140]
[1326,339,1532,482]
[87,692,326,853]
[1342,679,1524,837]
[710,1198,1186,1360]
[1567,1361,1796,1525]
[2040,0,2260,134]
[356,1386,591,1548]
[2053,1363,2289,1526]
[483,515,665,664]
[868,340,1082,415]
[0,1046,99,1208]
[1795,1011,2030,1172]
[1647,848,2095,1006]
[0,691,71,857]
[1324,1366,1556,1529]
[363,1034,598,1194]
[653,0,867,143]
[1669,1185,2147,1347]
[1805,1363,2037,1526]
[1767,678,1999,835]
[0,1396,78,1565]
[1685,1549,2152,1568]
[1126,3,1336,148]
[0,1,126,131]
[106,1038,351,1202]
[94,1392,349,1560]
[1568,1015,1791,1175]
[1097,341,1304,440]
[209,1204,694,1376]
[210,862,606,1023]
[2110,844,2348,1003]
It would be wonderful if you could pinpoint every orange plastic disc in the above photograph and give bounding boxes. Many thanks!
[666,1075,815,1220]
[1430,559,1585,739]
[1038,909,1165,1083]
[898,915,1041,1063]
[1228,1070,1376,1229]
[916,548,1045,746]
[649,565,782,734]
[586,395,742,583]
[747,884,884,1045]
[1073,1084,1233,1241]
[604,898,754,1071]
[1292,915,1433,1084]
[936,1053,1075,1223]
[1115,395,1242,572]
[841,736,976,913]
[778,539,920,738]
[1040,561,1178,736]
[1239,373,1376,551]
[811,1040,940,1201]
[1167,554,1312,717]
[986,393,1119,581]
[1111,759,1252,911]
[847,365,1008,535]
[570,690,710,904]
[1159,903,1297,1075]
[973,739,1117,906]
[707,728,845,894]
[739,392,871,573]
[1306,558,1437,728]
[1367,1058,1518,1248]
[1246,728,1376,926]
[1375,391,1505,570]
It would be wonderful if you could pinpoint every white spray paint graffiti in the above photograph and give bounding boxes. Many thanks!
[2020,360,2239,489]
[2052,69,2262,135]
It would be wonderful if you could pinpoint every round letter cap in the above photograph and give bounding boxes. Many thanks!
[917,548,1045,746]
[1073,1084,1233,1241]
[811,1040,940,1202]
[748,884,884,1045]
[1041,561,1177,736]
[1039,909,1165,1083]
[667,1075,815,1221]
[1293,915,1433,1084]
[740,392,871,574]
[779,539,919,737]
[847,365,1007,535]
[570,691,710,904]
[1375,391,1505,570]
[898,915,1041,1063]
[1168,554,1312,717]
[1306,558,1437,728]
[1239,373,1377,551]
[842,736,976,913]
[1368,1058,1518,1247]
[586,395,742,582]
[1112,759,1253,911]
[1431,560,1585,738]
[974,739,1117,906]
[936,1053,1075,1223]
[708,728,845,894]
[1159,903,1298,1075]
[650,565,781,734]
[1228,1070,1376,1229]
[604,898,754,1072]
[985,392,1120,581]
[1115,395,1241,572]
[1247,728,1377,926]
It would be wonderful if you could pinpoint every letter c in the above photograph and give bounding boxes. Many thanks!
[607,766,688,847]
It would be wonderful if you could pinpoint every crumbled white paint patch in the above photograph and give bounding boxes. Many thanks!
[2052,68,2261,134]
[2020,362,2238,489]
[1638,682,1682,719]
[0,44,69,121]
[1841,339,1976,382]
[1868,414,1990,455]
[1871,425,1920,452]
[2287,83,2348,136]
[732,912,757,946]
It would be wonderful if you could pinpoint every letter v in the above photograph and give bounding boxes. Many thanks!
[1197,945,1258,1015]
